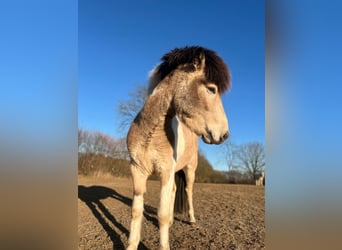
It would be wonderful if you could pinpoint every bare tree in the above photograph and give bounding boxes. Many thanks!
[117,84,147,134]
[222,140,238,171]
[78,128,132,176]
[114,138,130,160]
[78,129,128,159]
[234,142,265,180]
[78,128,91,153]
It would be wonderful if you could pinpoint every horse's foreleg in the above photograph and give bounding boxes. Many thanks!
[185,168,196,225]
[169,180,176,226]
[127,165,147,250]
[158,169,175,250]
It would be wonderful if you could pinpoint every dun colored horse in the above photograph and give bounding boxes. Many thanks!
[256,171,265,186]
[126,46,231,250]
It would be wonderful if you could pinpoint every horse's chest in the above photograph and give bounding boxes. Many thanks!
[171,116,186,162]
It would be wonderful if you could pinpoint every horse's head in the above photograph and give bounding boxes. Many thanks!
[150,46,231,145]
[174,78,229,145]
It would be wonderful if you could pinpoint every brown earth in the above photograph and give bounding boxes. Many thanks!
[78,175,265,250]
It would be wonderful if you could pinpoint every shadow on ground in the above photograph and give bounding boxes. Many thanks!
[78,185,158,250]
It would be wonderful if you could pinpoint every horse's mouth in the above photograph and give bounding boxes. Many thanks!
[201,134,213,144]
[201,130,228,145]
[201,133,218,145]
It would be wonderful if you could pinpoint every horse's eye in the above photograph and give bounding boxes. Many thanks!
[206,85,217,94]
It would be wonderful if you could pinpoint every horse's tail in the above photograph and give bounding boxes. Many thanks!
[174,170,188,214]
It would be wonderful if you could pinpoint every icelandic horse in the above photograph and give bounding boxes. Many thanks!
[256,171,265,186]
[126,46,231,250]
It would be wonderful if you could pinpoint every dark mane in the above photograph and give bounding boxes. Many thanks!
[149,46,231,94]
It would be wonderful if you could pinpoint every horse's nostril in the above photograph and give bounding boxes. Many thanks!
[222,131,229,140]
[208,131,214,140]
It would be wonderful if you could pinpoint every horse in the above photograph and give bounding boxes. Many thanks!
[256,171,265,186]
[126,46,231,250]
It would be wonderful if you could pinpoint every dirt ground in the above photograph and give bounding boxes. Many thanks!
[78,175,265,250]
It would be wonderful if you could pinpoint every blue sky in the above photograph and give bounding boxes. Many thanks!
[79,0,264,170]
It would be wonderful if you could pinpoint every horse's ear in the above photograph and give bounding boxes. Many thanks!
[193,53,205,71]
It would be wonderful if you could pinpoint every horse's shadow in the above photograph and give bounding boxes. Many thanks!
[78,185,158,250]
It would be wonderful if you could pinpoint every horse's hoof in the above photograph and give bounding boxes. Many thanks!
[189,222,196,226]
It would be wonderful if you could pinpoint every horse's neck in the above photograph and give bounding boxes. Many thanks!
[131,83,174,146]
